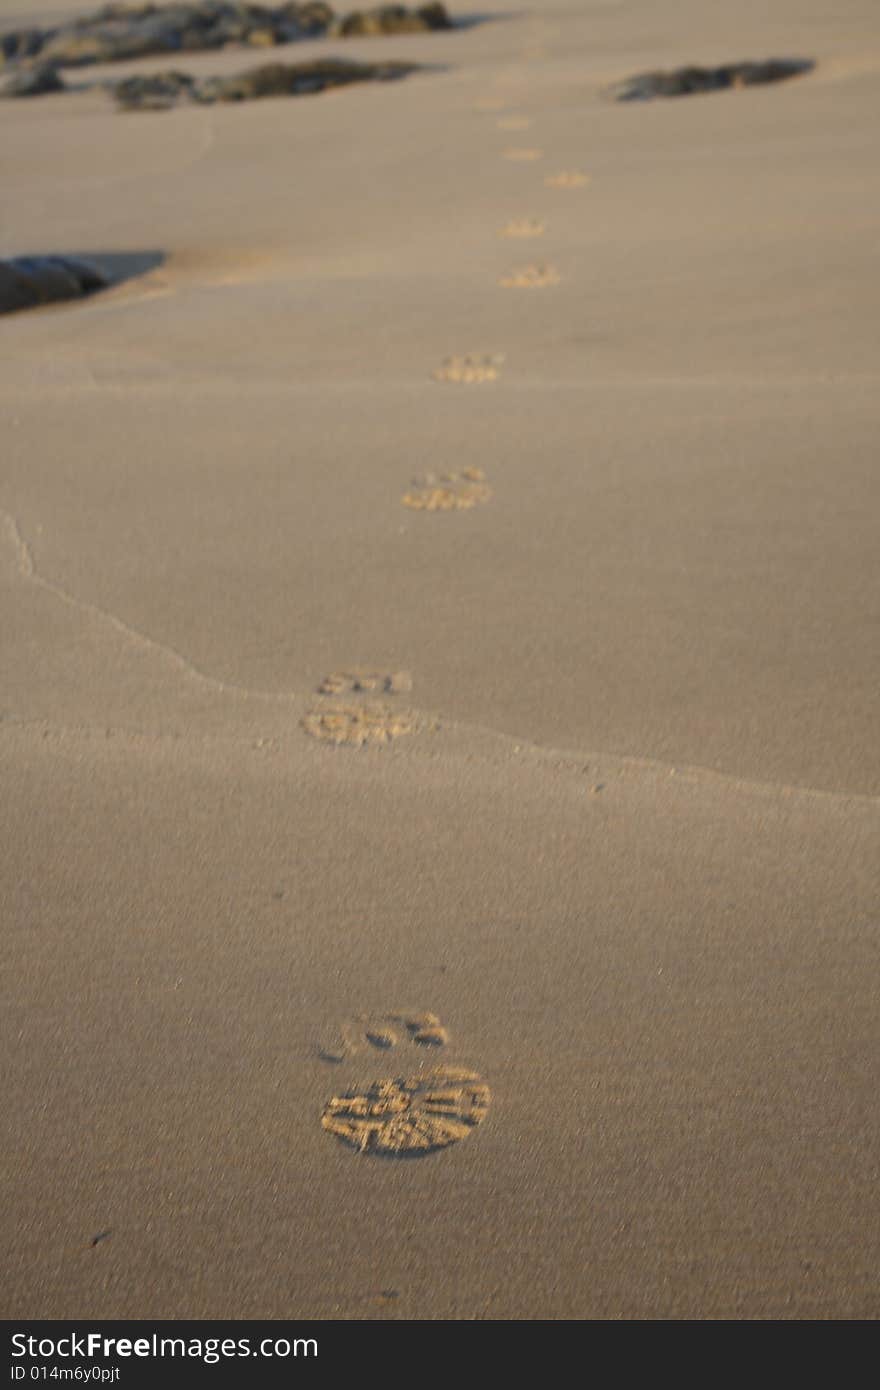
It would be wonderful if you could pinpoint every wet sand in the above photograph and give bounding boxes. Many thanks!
[2,0,879,1318]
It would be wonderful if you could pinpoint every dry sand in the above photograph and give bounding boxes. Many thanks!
[1,0,879,1318]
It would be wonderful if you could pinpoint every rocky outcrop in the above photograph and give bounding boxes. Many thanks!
[338,3,449,36]
[111,69,194,108]
[113,56,421,108]
[0,256,108,314]
[0,3,451,73]
[0,62,65,96]
[605,58,814,101]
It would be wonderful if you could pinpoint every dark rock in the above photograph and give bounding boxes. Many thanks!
[245,27,279,47]
[1,27,48,63]
[284,2,336,33]
[0,63,66,97]
[39,29,134,67]
[727,58,815,86]
[113,54,420,106]
[0,256,108,314]
[113,69,197,109]
[201,56,419,100]
[416,3,450,28]
[0,3,450,72]
[606,57,814,101]
[337,3,451,36]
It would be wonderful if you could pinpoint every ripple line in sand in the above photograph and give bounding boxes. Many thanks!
[0,508,300,709]
[503,147,544,162]
[0,511,232,695]
[6,518,866,805]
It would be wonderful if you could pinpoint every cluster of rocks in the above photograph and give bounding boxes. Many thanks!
[0,3,451,71]
[112,55,420,107]
[605,58,814,101]
[0,65,68,97]
[0,255,109,314]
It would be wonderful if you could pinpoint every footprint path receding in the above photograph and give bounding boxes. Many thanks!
[322,1068,491,1156]
[402,468,491,512]
[322,54,571,754]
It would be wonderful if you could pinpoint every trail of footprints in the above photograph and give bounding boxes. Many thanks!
[436,90,591,394]
[304,75,591,752]
[319,1011,491,1156]
[308,49,587,1159]
[301,77,591,763]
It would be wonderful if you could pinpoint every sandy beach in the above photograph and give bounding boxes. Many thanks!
[2,0,879,1319]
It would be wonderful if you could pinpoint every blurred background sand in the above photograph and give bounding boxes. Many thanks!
[2,0,878,1318]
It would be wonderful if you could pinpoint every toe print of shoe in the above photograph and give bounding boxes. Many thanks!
[317,1010,450,1064]
[317,669,412,697]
